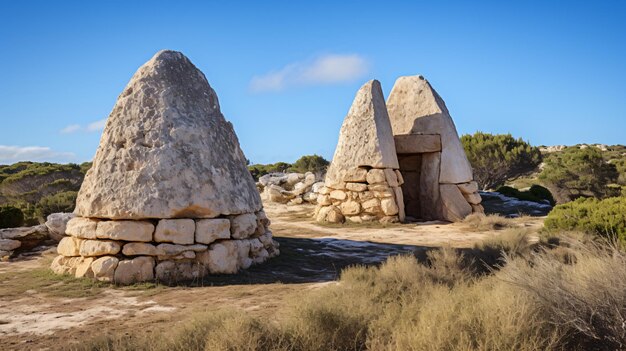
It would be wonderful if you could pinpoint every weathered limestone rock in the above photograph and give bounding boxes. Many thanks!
[200,241,239,274]
[393,186,406,222]
[384,169,399,187]
[74,50,262,219]
[325,80,399,188]
[66,217,99,239]
[346,183,368,192]
[316,205,345,223]
[366,169,386,184]
[343,168,368,182]
[420,152,442,221]
[91,256,120,282]
[57,237,83,256]
[387,75,473,184]
[330,190,347,201]
[51,255,83,275]
[195,218,231,244]
[457,181,479,194]
[154,219,195,245]
[229,213,257,239]
[114,256,155,285]
[440,184,472,222]
[122,242,160,256]
[79,240,121,257]
[463,192,482,205]
[45,213,75,241]
[96,220,154,242]
[0,239,21,252]
[381,198,399,216]
[75,257,95,278]
[340,200,362,216]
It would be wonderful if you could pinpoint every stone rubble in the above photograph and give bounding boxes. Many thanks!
[257,171,324,205]
[51,50,279,284]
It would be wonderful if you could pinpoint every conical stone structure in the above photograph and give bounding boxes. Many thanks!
[387,75,483,221]
[316,80,405,224]
[51,50,279,284]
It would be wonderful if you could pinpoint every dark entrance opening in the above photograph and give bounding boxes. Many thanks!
[398,154,422,221]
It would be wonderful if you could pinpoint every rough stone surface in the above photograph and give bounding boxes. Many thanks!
[420,152,442,221]
[75,257,95,278]
[458,181,479,194]
[0,239,21,251]
[345,183,368,192]
[200,241,239,274]
[154,219,195,244]
[66,217,99,239]
[381,198,399,216]
[74,50,262,219]
[57,237,83,256]
[340,200,362,215]
[387,75,473,184]
[45,213,75,241]
[464,192,482,205]
[195,218,231,244]
[366,169,387,184]
[229,213,257,239]
[91,256,119,282]
[122,242,160,256]
[96,220,154,242]
[79,240,121,257]
[342,168,368,182]
[440,184,473,222]
[114,256,155,285]
[325,80,399,188]
[394,134,442,154]
[392,186,405,222]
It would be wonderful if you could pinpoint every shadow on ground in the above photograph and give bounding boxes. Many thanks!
[191,237,425,286]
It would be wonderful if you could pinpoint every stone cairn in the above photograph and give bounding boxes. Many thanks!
[51,50,279,284]
[387,75,483,221]
[316,80,405,224]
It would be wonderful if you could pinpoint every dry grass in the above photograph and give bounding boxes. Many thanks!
[74,231,626,351]
[462,213,519,231]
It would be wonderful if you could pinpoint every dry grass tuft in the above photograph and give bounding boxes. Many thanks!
[463,213,518,231]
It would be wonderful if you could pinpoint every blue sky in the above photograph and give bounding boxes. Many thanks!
[1,0,625,165]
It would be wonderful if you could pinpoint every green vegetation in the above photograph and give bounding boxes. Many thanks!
[0,205,24,228]
[461,132,542,190]
[75,232,626,351]
[248,154,329,180]
[545,196,626,243]
[539,146,619,202]
[496,184,555,206]
[0,161,87,224]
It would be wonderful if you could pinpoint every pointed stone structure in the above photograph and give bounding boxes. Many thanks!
[387,75,483,221]
[316,80,405,224]
[52,50,279,284]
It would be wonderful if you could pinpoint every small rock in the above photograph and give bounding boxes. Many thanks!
[195,218,231,244]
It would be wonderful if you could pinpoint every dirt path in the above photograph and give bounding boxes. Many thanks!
[0,202,544,350]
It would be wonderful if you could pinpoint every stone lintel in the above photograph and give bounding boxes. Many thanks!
[394,134,441,154]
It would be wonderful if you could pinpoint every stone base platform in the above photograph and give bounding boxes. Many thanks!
[50,210,279,284]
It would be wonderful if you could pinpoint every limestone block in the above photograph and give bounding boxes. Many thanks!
[392,186,405,222]
[90,256,119,282]
[330,190,347,201]
[229,213,258,239]
[345,182,368,192]
[122,242,160,256]
[381,198,399,216]
[57,236,83,256]
[256,210,271,227]
[79,240,121,257]
[45,213,75,241]
[383,169,399,187]
[114,256,155,285]
[317,194,332,206]
[393,134,441,154]
[420,152,442,221]
[342,168,368,182]
[51,255,83,275]
[359,191,375,202]
[472,204,485,214]
[316,206,345,223]
[368,184,391,192]
[251,248,269,264]
[440,184,472,222]
[318,186,331,195]
[200,241,239,274]
[96,220,154,242]
[155,219,195,245]
[366,169,386,184]
[235,240,252,270]
[340,200,362,216]
[75,257,95,278]
[457,181,479,194]
[362,198,382,214]
[156,261,205,282]
[0,239,21,251]
[360,214,377,222]
[195,218,231,244]
[464,192,482,205]
[395,170,404,185]
[156,243,207,258]
[66,217,99,239]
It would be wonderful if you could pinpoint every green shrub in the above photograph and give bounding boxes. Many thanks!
[544,196,626,242]
[496,185,555,205]
[289,154,329,174]
[539,146,619,202]
[461,132,542,190]
[35,191,78,219]
[0,206,25,228]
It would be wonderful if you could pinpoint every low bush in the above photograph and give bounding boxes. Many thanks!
[0,205,24,228]
[496,185,555,205]
[544,196,626,243]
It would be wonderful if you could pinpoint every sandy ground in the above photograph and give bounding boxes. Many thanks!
[0,202,544,350]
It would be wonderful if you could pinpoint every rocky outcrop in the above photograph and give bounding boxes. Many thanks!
[0,225,50,259]
[258,172,324,205]
[52,50,279,284]
[387,75,483,222]
[316,80,404,224]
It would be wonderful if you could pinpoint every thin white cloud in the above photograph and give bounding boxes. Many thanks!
[59,118,107,134]
[250,54,370,93]
[86,119,107,132]
[60,124,81,134]
[0,145,75,163]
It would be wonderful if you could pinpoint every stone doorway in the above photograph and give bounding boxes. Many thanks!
[394,134,443,222]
